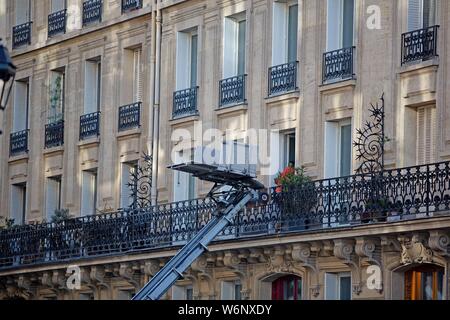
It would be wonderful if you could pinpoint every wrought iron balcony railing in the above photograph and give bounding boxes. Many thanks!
[79,111,100,140]
[12,22,32,49]
[219,74,247,107]
[401,25,439,65]
[83,0,103,26]
[122,0,142,13]
[10,129,28,156]
[45,121,64,149]
[1,161,450,270]
[173,87,199,119]
[118,102,141,131]
[268,61,298,96]
[48,9,67,38]
[322,46,355,83]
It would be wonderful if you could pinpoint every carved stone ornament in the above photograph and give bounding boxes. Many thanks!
[399,234,433,265]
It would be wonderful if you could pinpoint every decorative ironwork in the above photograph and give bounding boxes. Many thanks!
[45,121,64,149]
[2,160,450,270]
[10,129,28,156]
[402,25,439,65]
[79,111,100,140]
[12,22,32,49]
[173,87,199,119]
[118,102,141,131]
[48,9,67,38]
[323,46,355,83]
[83,0,103,26]
[128,154,153,209]
[122,0,142,13]
[353,94,385,175]
[268,61,298,96]
[219,74,247,107]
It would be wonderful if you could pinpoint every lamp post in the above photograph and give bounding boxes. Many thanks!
[0,38,17,135]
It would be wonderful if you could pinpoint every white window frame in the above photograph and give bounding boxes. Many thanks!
[12,78,30,132]
[324,272,352,300]
[271,1,299,66]
[223,12,247,78]
[176,28,198,90]
[326,0,355,51]
[84,58,101,115]
[324,119,352,179]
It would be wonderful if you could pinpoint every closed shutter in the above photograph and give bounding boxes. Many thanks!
[408,0,423,31]
[416,106,437,165]
[133,48,143,103]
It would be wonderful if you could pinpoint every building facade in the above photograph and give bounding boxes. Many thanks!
[1,0,450,300]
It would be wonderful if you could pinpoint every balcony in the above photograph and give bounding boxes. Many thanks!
[83,0,103,26]
[322,46,355,83]
[48,9,67,38]
[45,121,64,149]
[12,22,32,49]
[401,25,439,65]
[122,0,142,13]
[268,62,298,96]
[118,102,141,131]
[219,75,247,107]
[173,87,199,119]
[79,111,100,140]
[1,161,450,270]
[10,129,28,156]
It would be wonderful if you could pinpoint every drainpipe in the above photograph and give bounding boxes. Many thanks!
[150,0,162,206]
[147,1,156,167]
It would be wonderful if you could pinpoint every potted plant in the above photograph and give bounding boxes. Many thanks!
[362,196,390,223]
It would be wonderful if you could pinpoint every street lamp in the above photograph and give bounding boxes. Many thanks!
[0,38,17,135]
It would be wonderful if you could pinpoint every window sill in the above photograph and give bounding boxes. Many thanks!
[215,103,248,116]
[78,136,100,148]
[398,57,439,76]
[319,79,356,92]
[43,145,64,155]
[117,127,142,139]
[265,90,300,104]
[170,114,200,126]
[8,153,29,163]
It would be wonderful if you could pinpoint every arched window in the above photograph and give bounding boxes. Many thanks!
[272,275,302,300]
[404,265,444,300]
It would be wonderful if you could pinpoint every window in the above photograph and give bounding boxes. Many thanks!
[221,281,242,300]
[81,170,97,216]
[326,0,354,51]
[48,70,65,123]
[45,176,62,221]
[13,79,29,132]
[272,2,298,65]
[272,276,302,300]
[84,58,101,114]
[133,48,143,103]
[173,150,196,202]
[120,161,138,209]
[324,119,352,178]
[325,272,351,300]
[416,106,437,165]
[51,0,66,13]
[172,285,194,300]
[79,292,94,300]
[405,265,444,300]
[117,289,135,300]
[223,13,246,78]
[10,183,27,225]
[176,29,198,90]
[408,0,436,31]
[15,0,31,25]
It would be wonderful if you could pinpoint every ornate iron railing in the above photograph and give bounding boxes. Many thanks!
[219,75,247,107]
[268,62,298,96]
[79,111,100,140]
[45,121,64,149]
[2,161,450,270]
[173,87,199,119]
[322,46,355,83]
[122,0,142,13]
[82,0,103,26]
[48,9,67,38]
[10,129,28,156]
[118,102,141,131]
[401,25,439,65]
[12,22,32,49]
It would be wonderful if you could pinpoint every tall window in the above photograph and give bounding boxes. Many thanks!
[324,119,352,178]
[272,276,302,300]
[405,265,444,300]
[120,161,138,209]
[13,79,29,132]
[326,0,354,51]
[133,48,143,103]
[416,105,437,165]
[325,272,351,300]
[408,0,436,31]
[176,29,198,90]
[51,0,66,13]
[223,13,246,78]
[49,70,65,123]
[221,281,242,300]
[84,58,101,114]
[173,150,196,202]
[81,170,97,216]
[45,176,62,221]
[15,0,31,25]
[10,183,27,225]
[272,2,298,65]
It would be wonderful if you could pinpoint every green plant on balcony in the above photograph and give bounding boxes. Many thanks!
[50,209,73,223]
[48,74,64,124]
[0,216,17,230]
[362,196,390,223]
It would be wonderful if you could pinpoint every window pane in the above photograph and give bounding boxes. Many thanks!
[422,272,434,300]
[287,5,298,62]
[339,276,351,300]
[342,0,354,47]
[423,0,436,28]
[237,20,246,75]
[340,124,352,176]
[190,34,198,87]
